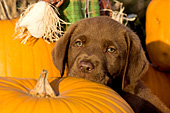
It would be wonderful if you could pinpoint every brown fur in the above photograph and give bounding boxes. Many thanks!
[52,16,169,113]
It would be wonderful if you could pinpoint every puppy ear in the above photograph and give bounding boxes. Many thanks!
[51,24,77,76]
[122,30,149,90]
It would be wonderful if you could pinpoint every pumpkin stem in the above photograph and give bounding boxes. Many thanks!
[29,69,56,97]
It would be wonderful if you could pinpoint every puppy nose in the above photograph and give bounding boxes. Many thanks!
[78,61,94,73]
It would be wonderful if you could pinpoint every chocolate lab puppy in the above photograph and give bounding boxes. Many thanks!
[52,16,169,113]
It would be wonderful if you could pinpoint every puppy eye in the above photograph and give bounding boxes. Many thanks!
[75,40,83,47]
[107,46,116,53]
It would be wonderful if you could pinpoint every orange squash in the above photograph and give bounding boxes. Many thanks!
[0,18,66,78]
[146,0,170,71]
[0,72,134,113]
[142,64,170,107]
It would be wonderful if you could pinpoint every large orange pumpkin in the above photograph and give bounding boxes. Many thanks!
[0,72,133,113]
[146,0,170,71]
[0,18,66,78]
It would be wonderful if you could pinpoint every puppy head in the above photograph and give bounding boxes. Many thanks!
[52,16,148,89]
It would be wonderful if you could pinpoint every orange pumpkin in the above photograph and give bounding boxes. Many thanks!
[146,0,170,71]
[0,18,66,78]
[142,64,170,107]
[0,71,134,113]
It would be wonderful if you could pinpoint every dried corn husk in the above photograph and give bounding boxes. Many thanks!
[102,0,137,26]
[14,1,70,45]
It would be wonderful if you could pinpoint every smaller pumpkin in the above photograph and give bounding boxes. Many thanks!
[0,70,133,113]
[141,64,170,107]
[0,18,67,78]
[146,0,170,71]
